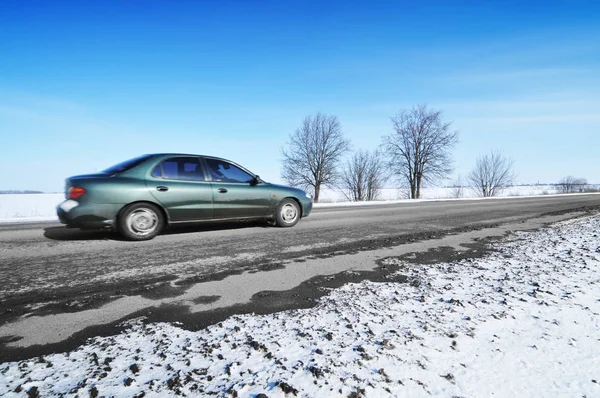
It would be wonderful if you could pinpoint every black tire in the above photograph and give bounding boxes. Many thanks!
[118,203,164,241]
[274,198,301,227]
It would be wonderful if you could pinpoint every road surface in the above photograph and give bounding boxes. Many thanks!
[1,194,599,361]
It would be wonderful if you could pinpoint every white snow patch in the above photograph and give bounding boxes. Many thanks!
[0,194,63,222]
[1,215,599,397]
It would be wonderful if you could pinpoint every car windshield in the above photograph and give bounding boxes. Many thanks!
[102,154,153,174]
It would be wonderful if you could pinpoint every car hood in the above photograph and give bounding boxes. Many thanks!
[266,183,308,195]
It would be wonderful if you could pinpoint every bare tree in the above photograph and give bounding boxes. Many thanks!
[382,105,458,199]
[468,150,515,197]
[450,175,464,199]
[557,176,588,193]
[340,150,387,201]
[281,113,350,202]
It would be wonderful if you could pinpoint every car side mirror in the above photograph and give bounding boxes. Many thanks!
[251,175,261,186]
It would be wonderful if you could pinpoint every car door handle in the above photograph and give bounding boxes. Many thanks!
[156,186,169,192]
[217,188,228,193]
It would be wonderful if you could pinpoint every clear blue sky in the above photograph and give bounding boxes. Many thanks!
[1,0,599,192]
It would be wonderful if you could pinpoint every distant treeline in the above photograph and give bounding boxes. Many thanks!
[0,190,45,194]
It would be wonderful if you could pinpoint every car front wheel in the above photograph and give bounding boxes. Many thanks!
[274,198,300,227]
[118,203,164,241]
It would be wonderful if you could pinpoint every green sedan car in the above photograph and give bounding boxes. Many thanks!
[57,154,313,240]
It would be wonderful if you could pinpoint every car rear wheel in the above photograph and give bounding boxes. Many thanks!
[274,198,300,227]
[118,203,164,241]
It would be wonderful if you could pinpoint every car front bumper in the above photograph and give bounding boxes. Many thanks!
[301,197,313,217]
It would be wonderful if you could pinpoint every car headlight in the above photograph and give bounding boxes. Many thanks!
[305,192,312,199]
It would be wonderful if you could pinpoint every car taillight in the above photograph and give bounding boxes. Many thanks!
[68,187,86,199]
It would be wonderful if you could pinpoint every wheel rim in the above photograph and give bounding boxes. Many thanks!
[281,203,298,223]
[126,208,158,236]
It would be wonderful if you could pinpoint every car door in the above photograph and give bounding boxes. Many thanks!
[203,157,272,219]
[147,156,214,222]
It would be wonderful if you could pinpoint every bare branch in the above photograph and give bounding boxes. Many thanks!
[382,104,458,199]
[557,176,588,193]
[467,150,515,197]
[281,113,350,202]
[340,149,388,201]
[450,175,464,198]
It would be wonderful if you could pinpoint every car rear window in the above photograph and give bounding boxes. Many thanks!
[102,155,153,174]
[153,157,205,181]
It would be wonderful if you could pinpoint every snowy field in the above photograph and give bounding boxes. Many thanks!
[1,214,599,397]
[317,185,566,203]
[1,185,596,222]
[0,194,64,223]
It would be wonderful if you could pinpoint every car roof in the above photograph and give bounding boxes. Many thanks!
[148,153,230,161]
[144,153,255,173]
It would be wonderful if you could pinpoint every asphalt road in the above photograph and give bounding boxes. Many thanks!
[1,194,600,361]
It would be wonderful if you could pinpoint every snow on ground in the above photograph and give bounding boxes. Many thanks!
[1,215,599,397]
[317,185,565,203]
[1,186,598,222]
[0,194,63,223]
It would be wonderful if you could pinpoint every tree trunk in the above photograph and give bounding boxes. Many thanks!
[416,174,422,199]
[410,179,417,199]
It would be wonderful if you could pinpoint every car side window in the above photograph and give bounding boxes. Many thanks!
[151,165,162,178]
[153,157,205,181]
[205,158,254,183]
